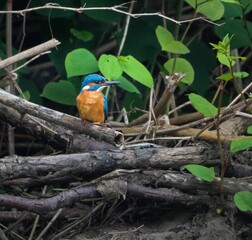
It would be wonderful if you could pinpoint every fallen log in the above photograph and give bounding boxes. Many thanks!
[0,102,116,152]
[0,88,124,148]
[1,171,251,215]
[0,144,220,186]
[0,178,211,215]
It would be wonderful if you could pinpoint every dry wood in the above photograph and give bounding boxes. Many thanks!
[0,88,124,147]
[162,171,252,194]
[117,123,228,142]
[0,38,60,70]
[219,116,252,136]
[0,144,220,185]
[1,169,252,215]
[0,102,116,152]
[0,185,98,214]
[0,178,211,215]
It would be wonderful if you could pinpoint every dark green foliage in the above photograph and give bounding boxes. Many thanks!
[2,0,252,120]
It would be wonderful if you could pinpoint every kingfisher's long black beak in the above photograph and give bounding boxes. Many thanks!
[96,80,120,92]
[102,80,120,86]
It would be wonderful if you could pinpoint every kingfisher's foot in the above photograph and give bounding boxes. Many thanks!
[93,121,102,126]
[82,120,88,125]
[81,120,108,127]
[82,120,95,126]
[93,122,111,128]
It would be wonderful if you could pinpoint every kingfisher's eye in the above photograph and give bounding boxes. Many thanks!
[94,80,105,84]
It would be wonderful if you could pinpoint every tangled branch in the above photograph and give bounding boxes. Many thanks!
[0,2,222,25]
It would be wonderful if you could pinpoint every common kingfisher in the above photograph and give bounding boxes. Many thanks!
[76,74,120,124]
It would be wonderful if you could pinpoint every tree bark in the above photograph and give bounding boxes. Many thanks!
[0,102,116,152]
[0,88,124,148]
[0,144,220,186]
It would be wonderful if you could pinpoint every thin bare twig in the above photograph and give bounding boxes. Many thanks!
[18,0,32,54]
[227,80,252,108]
[36,208,63,240]
[0,3,225,26]
[236,111,252,119]
[0,223,25,240]
[0,38,60,70]
[117,0,134,56]
[51,202,104,240]
[6,0,15,155]
[28,186,47,240]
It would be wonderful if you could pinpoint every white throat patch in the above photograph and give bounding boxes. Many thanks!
[82,85,107,92]
[82,85,90,91]
[96,86,106,92]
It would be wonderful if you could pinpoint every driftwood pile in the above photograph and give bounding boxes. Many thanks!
[0,39,252,239]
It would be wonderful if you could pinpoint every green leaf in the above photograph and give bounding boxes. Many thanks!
[65,49,98,79]
[233,71,249,78]
[234,191,252,211]
[41,80,77,106]
[155,26,174,49]
[155,26,189,54]
[118,76,140,94]
[164,58,194,85]
[70,29,93,42]
[184,164,215,182]
[216,73,233,81]
[217,52,235,68]
[196,0,224,21]
[118,55,153,88]
[165,41,190,54]
[188,93,217,117]
[217,71,249,81]
[221,0,240,4]
[230,137,252,153]
[185,0,224,21]
[247,125,252,134]
[230,56,246,61]
[98,54,123,80]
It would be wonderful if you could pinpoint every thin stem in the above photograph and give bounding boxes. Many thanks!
[174,0,184,40]
[117,0,134,56]
[229,58,252,113]
[6,0,15,156]
[215,80,227,210]
[18,0,32,54]
[29,186,47,240]
[36,208,63,240]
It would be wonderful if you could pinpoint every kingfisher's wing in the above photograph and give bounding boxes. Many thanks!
[103,95,108,120]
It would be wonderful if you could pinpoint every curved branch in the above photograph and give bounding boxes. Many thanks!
[0,38,60,70]
[0,144,220,184]
[0,103,116,152]
[0,88,124,147]
[0,179,210,214]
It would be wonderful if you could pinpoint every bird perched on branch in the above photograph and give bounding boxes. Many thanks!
[76,74,120,124]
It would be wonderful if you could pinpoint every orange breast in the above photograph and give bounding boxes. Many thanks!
[76,90,105,123]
